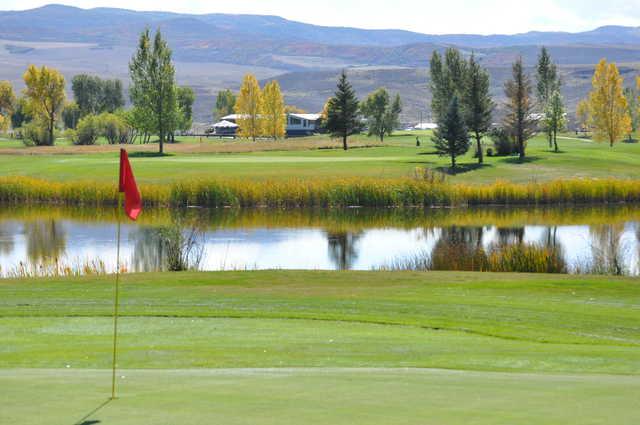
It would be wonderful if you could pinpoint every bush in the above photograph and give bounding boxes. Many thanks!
[21,121,56,146]
[489,127,517,156]
[99,112,131,144]
[73,115,100,145]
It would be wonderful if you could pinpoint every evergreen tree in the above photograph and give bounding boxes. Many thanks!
[536,47,561,147]
[504,57,536,161]
[432,96,470,170]
[544,90,566,152]
[463,54,493,164]
[326,71,360,150]
[129,29,177,154]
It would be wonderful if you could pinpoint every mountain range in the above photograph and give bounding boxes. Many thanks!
[1,4,639,122]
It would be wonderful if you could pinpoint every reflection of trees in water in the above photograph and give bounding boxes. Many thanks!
[24,220,67,263]
[130,227,165,272]
[496,227,524,245]
[429,226,485,270]
[327,231,361,270]
[0,223,14,255]
[590,224,626,275]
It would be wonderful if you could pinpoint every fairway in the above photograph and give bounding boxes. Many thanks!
[3,132,640,183]
[2,270,639,424]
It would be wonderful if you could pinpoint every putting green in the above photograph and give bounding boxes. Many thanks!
[2,368,639,425]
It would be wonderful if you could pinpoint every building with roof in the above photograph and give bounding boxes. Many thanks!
[211,113,322,137]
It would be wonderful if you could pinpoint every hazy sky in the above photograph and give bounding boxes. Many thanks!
[3,0,640,34]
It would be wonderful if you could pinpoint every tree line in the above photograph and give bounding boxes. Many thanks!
[0,29,195,154]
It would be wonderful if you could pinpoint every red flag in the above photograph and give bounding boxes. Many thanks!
[119,149,142,221]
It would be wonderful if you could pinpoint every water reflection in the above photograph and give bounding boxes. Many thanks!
[1,205,640,276]
[24,220,67,263]
[327,231,361,270]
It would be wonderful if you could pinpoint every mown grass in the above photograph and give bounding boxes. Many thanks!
[2,132,640,185]
[2,270,639,424]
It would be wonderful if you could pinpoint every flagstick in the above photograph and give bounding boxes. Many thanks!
[110,192,123,400]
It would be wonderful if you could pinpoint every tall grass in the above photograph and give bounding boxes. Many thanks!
[4,176,640,208]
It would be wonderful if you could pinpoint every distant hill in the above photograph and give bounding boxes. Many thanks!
[1,4,640,122]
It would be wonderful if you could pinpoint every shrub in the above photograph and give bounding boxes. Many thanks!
[21,121,56,146]
[73,115,100,145]
[99,112,131,144]
[489,127,517,156]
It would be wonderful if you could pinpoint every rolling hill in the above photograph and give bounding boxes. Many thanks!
[1,4,639,123]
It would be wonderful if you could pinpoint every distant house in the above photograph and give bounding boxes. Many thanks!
[212,113,322,137]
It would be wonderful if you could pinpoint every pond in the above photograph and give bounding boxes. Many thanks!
[1,205,640,276]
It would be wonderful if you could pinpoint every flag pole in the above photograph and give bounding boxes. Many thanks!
[110,192,124,400]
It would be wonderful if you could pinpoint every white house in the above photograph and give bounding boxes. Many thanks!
[215,113,322,137]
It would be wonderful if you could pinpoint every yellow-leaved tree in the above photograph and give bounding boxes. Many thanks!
[588,59,631,147]
[0,81,16,132]
[235,74,262,141]
[575,99,591,135]
[262,80,285,140]
[23,65,66,146]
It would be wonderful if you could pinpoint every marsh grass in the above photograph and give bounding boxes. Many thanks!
[4,176,640,208]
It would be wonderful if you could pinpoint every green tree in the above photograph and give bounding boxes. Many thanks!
[463,54,493,164]
[504,57,536,161]
[23,65,66,146]
[360,88,402,142]
[326,70,360,150]
[544,90,566,152]
[72,75,125,116]
[129,28,177,154]
[430,48,467,122]
[11,97,30,129]
[432,96,470,170]
[174,86,195,141]
[62,101,80,129]
[214,89,236,121]
[535,47,561,147]
[624,86,639,141]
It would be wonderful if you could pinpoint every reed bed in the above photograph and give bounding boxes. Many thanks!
[4,176,640,208]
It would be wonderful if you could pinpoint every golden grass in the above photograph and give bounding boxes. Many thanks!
[3,176,640,208]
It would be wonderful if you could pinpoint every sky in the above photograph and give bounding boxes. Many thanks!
[1,0,640,35]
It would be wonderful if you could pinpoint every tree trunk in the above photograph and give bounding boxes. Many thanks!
[343,134,348,150]
[49,115,55,146]
[553,129,558,152]
[475,131,483,164]
[451,153,456,172]
[547,129,553,148]
[159,129,164,154]
[518,136,525,161]
[380,133,384,143]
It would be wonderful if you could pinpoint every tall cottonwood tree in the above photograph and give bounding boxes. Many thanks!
[173,86,195,141]
[588,59,631,147]
[262,80,286,140]
[576,99,591,135]
[432,96,469,170]
[430,48,467,122]
[463,54,493,164]
[23,65,66,146]
[544,90,566,152]
[214,89,236,121]
[129,29,177,154]
[624,84,639,141]
[72,74,125,116]
[536,47,561,147]
[361,88,402,142]
[504,57,536,161]
[235,74,263,141]
[326,71,360,150]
